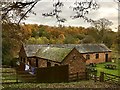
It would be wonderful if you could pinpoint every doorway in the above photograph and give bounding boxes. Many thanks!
[105,54,108,62]
[36,58,38,67]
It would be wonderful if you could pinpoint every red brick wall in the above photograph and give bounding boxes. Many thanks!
[37,58,60,68]
[38,58,47,68]
[83,52,112,64]
[62,48,86,74]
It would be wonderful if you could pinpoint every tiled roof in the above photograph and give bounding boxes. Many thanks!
[24,44,47,57]
[36,47,72,62]
[23,44,111,61]
[66,44,112,53]
[46,44,112,53]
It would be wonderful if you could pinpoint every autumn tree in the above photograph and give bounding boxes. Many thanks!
[1,0,39,65]
[2,23,23,65]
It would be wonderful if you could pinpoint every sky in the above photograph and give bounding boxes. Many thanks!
[22,0,118,32]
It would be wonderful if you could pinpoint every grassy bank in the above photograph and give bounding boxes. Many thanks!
[95,62,119,76]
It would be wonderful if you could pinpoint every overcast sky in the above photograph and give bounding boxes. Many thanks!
[22,0,118,32]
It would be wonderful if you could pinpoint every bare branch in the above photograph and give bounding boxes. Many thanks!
[2,2,35,20]
[70,0,99,23]
[18,1,38,24]
[42,0,66,26]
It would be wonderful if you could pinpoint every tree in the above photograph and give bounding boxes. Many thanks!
[70,0,99,23]
[86,27,100,43]
[91,18,113,43]
[81,35,95,44]
[42,0,66,26]
[1,0,39,24]
[103,34,114,48]
[116,25,120,54]
[26,37,36,44]
[64,35,80,44]
[2,23,23,65]
[1,0,99,25]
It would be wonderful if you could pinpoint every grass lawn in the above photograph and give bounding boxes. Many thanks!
[95,62,119,76]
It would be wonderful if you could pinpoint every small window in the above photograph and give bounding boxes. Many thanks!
[47,62,51,67]
[86,54,90,60]
[96,54,99,59]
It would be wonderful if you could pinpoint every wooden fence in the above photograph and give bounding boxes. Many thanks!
[2,67,97,84]
[100,72,120,85]
[16,70,36,83]
[2,68,20,84]
[69,72,87,81]
[2,67,37,84]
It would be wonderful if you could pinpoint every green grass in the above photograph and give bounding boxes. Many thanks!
[2,68,19,83]
[95,62,119,76]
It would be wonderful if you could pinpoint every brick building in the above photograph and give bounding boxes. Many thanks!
[19,45,86,74]
[47,44,112,64]
[19,44,111,74]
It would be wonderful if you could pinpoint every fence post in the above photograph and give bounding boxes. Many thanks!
[85,69,90,80]
[85,71,88,80]
[94,71,97,82]
[15,67,18,83]
[100,72,104,82]
[77,72,79,81]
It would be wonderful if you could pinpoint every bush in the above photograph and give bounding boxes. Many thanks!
[104,64,117,70]
[86,66,97,72]
[89,63,96,67]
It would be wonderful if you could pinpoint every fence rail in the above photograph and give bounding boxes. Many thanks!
[69,72,86,81]
[2,68,37,84]
[100,72,120,85]
[2,68,21,84]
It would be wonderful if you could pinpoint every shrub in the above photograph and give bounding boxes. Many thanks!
[104,64,117,70]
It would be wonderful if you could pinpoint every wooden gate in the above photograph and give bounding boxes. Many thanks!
[100,72,120,85]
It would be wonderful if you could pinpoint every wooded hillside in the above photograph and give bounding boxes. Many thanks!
[2,23,118,65]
